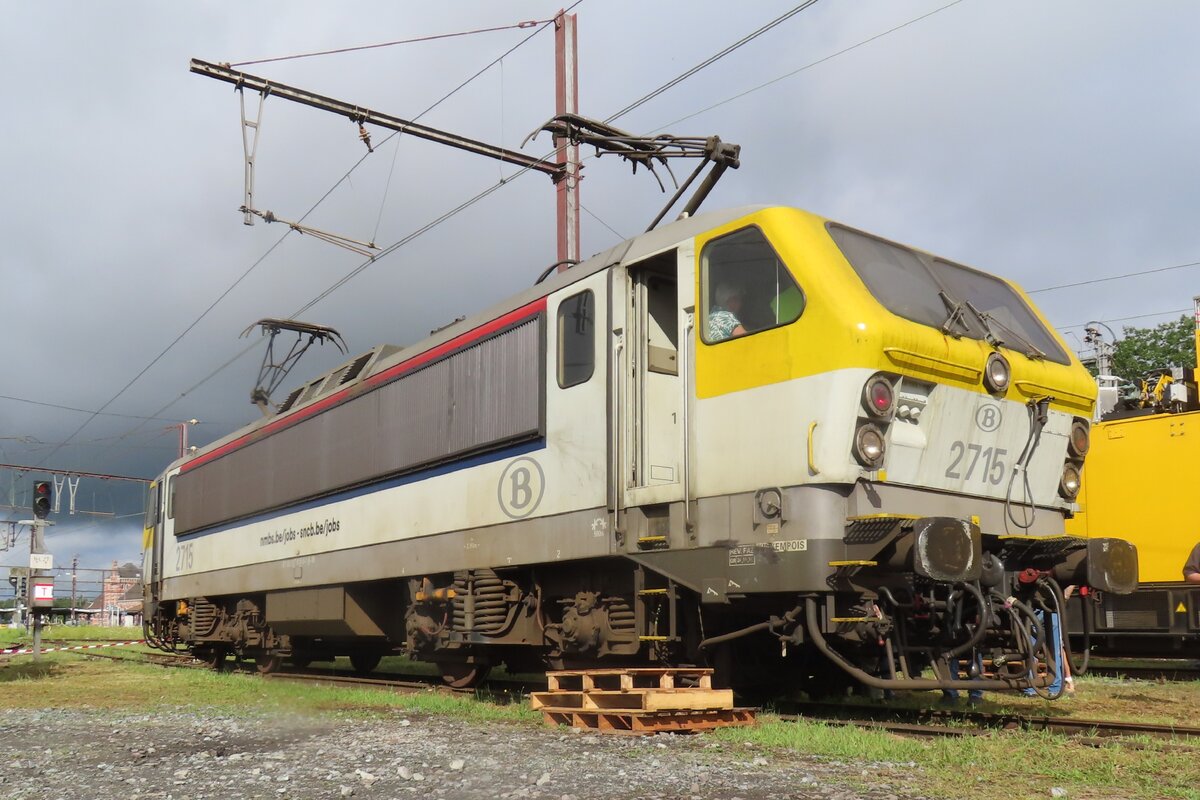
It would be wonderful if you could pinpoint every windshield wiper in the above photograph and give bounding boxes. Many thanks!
[968,303,1046,360]
[963,300,1004,348]
[938,291,972,338]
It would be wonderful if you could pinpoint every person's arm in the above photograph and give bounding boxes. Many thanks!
[1184,544,1200,583]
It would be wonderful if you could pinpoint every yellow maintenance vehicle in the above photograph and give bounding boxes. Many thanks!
[1065,297,1200,655]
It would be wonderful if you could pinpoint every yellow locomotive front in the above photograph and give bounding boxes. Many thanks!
[684,207,1136,693]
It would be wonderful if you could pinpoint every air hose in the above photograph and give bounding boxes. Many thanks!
[1005,397,1050,531]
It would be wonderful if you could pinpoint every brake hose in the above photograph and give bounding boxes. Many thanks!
[1011,596,1062,700]
[1042,575,1090,676]
[1005,397,1050,531]
[944,581,990,660]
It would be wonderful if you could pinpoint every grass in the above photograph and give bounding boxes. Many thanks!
[0,623,145,648]
[0,653,538,725]
[712,715,1200,800]
[2,652,1197,799]
[798,672,1200,728]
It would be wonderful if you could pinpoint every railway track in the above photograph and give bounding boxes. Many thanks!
[257,667,1200,743]
[777,700,1200,743]
[22,648,1200,744]
[1084,658,1200,682]
[262,666,542,701]
[69,649,201,668]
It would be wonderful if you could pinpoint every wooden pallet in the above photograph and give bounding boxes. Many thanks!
[534,667,754,734]
[531,687,734,712]
[539,706,756,734]
[547,667,715,692]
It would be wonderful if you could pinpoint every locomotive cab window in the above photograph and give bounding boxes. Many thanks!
[144,483,160,529]
[701,226,804,344]
[829,224,1070,364]
[557,289,595,388]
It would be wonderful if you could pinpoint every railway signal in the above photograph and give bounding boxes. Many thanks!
[32,480,52,519]
[7,572,28,599]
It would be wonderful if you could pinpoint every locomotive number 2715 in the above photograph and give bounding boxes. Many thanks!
[944,442,1008,485]
[175,543,194,571]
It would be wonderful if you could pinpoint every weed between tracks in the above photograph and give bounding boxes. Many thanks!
[2,647,1198,800]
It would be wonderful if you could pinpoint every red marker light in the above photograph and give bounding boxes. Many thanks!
[862,374,896,418]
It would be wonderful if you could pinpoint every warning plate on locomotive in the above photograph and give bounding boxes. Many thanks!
[728,546,757,566]
[728,539,808,566]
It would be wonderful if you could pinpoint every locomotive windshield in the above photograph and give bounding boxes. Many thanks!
[829,224,1069,364]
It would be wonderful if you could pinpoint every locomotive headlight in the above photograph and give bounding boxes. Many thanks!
[854,423,886,469]
[983,352,1011,395]
[862,374,896,418]
[1068,418,1090,459]
[1058,462,1082,500]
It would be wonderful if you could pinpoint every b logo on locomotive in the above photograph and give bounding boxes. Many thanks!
[497,456,545,520]
[975,403,1002,432]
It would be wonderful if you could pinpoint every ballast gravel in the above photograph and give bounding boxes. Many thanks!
[0,707,921,800]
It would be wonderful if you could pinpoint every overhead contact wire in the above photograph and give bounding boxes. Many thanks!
[228,19,556,67]
[651,0,967,130]
[1028,259,1200,294]
[604,0,822,125]
[1057,307,1192,331]
[76,9,577,452]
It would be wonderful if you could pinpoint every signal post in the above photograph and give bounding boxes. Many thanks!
[25,481,54,662]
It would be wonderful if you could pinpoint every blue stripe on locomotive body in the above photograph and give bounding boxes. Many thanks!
[175,438,546,542]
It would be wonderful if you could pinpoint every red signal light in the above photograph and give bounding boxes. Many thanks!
[32,480,52,519]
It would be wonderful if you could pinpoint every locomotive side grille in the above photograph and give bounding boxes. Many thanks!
[175,317,543,535]
[1103,609,1168,631]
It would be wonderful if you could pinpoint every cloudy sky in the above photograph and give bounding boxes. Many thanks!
[2,1,1197,593]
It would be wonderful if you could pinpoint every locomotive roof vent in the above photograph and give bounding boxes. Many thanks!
[274,344,402,417]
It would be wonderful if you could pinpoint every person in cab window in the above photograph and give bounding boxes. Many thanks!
[708,284,747,342]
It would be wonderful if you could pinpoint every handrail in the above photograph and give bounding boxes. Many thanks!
[807,421,819,475]
[612,332,625,541]
[682,311,695,531]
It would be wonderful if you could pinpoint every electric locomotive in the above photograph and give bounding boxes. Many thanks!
[1065,299,1200,656]
[143,205,1136,694]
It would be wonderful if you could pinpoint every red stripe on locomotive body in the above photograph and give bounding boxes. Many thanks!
[182,298,547,474]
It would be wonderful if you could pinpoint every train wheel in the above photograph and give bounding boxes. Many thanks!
[290,653,313,669]
[349,652,382,675]
[439,661,490,689]
[255,654,282,675]
[196,646,227,671]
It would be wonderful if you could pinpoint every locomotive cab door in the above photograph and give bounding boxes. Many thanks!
[614,246,693,544]
[149,470,178,605]
[142,480,162,611]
